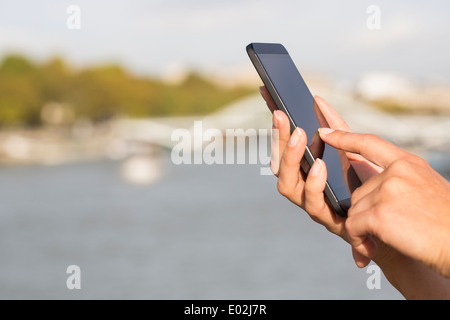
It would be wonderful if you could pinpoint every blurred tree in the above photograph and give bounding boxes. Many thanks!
[0,55,40,126]
[0,55,36,75]
[0,54,255,127]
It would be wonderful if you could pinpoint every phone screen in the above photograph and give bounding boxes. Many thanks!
[256,52,351,203]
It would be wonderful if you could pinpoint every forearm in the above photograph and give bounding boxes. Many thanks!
[374,245,450,300]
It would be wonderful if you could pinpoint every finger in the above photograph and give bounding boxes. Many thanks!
[313,97,360,161]
[312,98,368,188]
[348,195,379,262]
[352,247,372,268]
[352,236,378,262]
[270,110,291,176]
[260,86,278,113]
[349,159,383,183]
[304,158,346,236]
[318,129,407,169]
[313,97,383,182]
[345,197,379,256]
[277,128,307,201]
[313,96,351,131]
[304,159,328,214]
[350,170,387,206]
[308,130,324,159]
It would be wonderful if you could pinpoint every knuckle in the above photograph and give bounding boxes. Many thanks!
[409,154,429,167]
[281,154,295,167]
[344,217,359,243]
[304,199,323,220]
[389,156,425,174]
[386,155,430,182]
[277,180,291,197]
[344,215,354,231]
[347,204,357,217]
[380,176,402,195]
[372,203,388,227]
[390,158,408,170]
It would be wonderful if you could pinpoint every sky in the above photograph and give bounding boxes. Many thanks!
[1,0,450,83]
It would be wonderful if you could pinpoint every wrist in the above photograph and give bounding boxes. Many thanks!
[372,239,450,299]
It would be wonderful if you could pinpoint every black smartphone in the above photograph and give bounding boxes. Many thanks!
[247,42,360,217]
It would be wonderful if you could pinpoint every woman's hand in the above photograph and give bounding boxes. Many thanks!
[260,87,450,299]
[319,128,450,279]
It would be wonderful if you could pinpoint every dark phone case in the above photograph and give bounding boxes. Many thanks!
[247,42,349,217]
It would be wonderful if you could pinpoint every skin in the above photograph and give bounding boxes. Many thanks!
[260,86,450,299]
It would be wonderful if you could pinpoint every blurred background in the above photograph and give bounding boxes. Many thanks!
[0,0,449,299]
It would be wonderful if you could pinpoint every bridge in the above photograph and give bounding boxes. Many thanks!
[1,91,449,166]
[112,91,450,152]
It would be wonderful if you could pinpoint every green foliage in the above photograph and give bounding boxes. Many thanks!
[0,54,255,127]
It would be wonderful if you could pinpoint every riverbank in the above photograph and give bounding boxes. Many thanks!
[1,88,449,169]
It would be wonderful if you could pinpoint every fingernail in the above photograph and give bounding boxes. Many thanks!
[259,86,265,94]
[288,127,302,147]
[310,159,322,176]
[318,128,335,135]
[272,110,280,129]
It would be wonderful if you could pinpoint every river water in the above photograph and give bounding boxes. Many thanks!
[11,150,450,300]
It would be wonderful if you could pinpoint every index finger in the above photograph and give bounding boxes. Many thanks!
[259,86,277,113]
[313,96,351,132]
[318,129,407,168]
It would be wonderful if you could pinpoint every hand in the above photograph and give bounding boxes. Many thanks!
[259,86,450,298]
[318,128,450,279]
[259,86,381,239]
